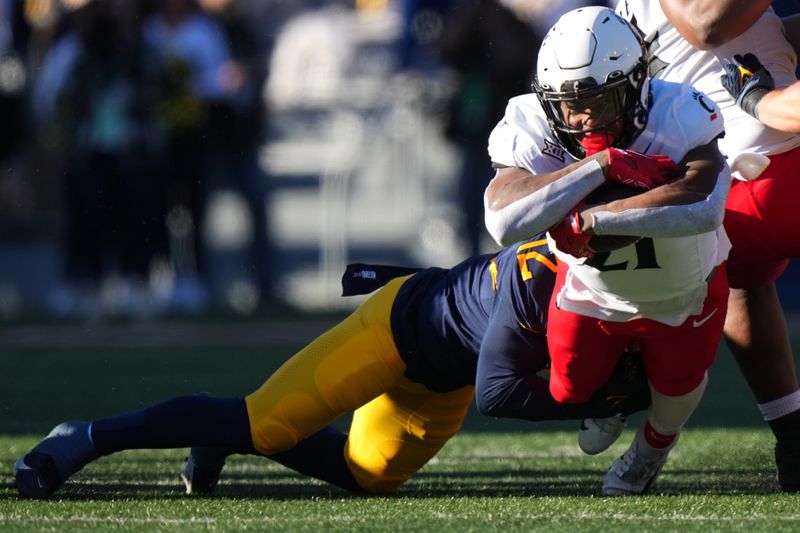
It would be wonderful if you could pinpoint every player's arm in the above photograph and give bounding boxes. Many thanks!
[485,157,603,211]
[659,0,772,49]
[753,84,800,134]
[474,313,649,421]
[484,150,672,246]
[483,156,606,246]
[472,265,571,420]
[577,139,728,237]
[753,12,800,131]
[473,318,556,420]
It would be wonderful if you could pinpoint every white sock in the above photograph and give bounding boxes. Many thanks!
[758,390,800,421]
[648,373,708,435]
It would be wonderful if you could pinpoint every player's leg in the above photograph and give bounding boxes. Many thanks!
[546,270,637,456]
[546,304,632,453]
[576,347,651,455]
[16,275,412,498]
[725,284,799,405]
[16,397,359,497]
[185,276,415,494]
[640,266,728,452]
[344,378,475,494]
[184,425,364,494]
[244,276,409,456]
[187,382,474,496]
[602,266,728,496]
[186,274,418,494]
[602,377,708,496]
[14,394,253,498]
[545,265,632,404]
[724,153,800,490]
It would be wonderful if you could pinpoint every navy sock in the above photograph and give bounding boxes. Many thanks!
[91,394,361,491]
[269,426,362,492]
[91,394,255,456]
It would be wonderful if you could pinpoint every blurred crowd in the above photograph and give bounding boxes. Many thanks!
[0,0,602,319]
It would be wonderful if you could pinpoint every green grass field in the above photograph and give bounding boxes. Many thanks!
[1,318,800,531]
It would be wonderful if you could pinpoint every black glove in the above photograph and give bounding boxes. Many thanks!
[587,351,651,417]
[720,53,775,119]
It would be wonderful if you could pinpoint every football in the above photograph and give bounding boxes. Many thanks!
[584,182,644,252]
[584,180,644,205]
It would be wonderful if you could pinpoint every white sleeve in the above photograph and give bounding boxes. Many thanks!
[485,96,592,245]
[484,160,606,246]
[591,164,731,237]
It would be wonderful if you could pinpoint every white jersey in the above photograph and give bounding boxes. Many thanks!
[616,0,800,160]
[487,80,730,326]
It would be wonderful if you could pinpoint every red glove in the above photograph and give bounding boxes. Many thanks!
[607,148,677,190]
[549,207,594,258]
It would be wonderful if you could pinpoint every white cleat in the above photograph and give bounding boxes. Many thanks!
[578,415,626,455]
[601,439,671,496]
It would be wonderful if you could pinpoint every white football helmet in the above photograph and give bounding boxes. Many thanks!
[532,6,650,159]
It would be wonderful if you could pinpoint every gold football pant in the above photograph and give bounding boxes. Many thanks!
[245,275,475,493]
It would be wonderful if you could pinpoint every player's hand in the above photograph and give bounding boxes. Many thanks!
[549,207,594,258]
[606,148,677,190]
[721,53,774,119]
[587,351,651,417]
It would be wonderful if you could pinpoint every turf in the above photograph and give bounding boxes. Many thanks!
[0,431,796,531]
[1,320,800,531]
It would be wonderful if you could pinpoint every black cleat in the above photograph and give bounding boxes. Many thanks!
[775,430,800,492]
[13,452,63,499]
[14,421,98,498]
[181,447,228,495]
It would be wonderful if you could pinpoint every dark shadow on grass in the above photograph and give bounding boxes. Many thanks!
[0,466,782,501]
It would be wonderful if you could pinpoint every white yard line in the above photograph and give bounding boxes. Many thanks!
[2,513,800,525]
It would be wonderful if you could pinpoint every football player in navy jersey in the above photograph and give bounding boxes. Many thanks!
[14,234,649,499]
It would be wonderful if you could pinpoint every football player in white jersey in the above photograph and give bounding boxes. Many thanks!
[617,0,800,493]
[483,6,731,495]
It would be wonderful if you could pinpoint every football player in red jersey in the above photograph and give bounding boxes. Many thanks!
[14,234,649,499]
[618,0,800,493]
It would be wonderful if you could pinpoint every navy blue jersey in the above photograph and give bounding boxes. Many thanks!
[390,235,556,392]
